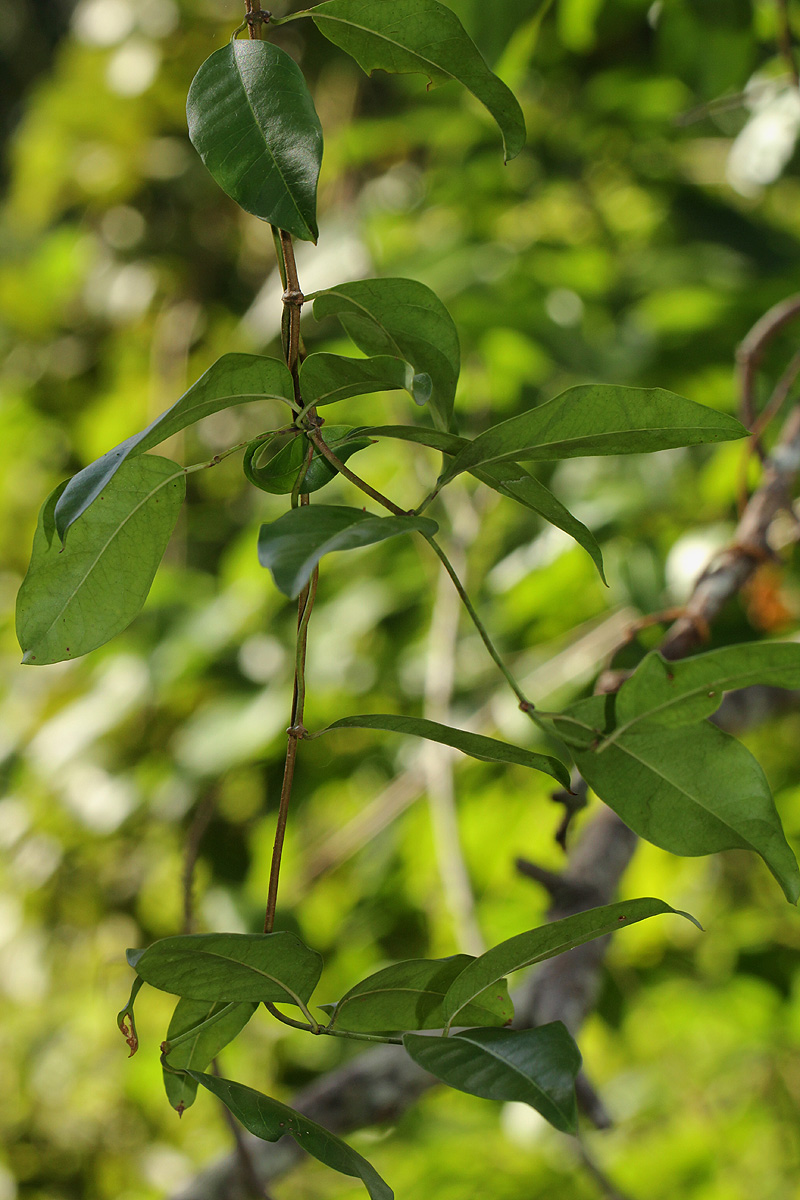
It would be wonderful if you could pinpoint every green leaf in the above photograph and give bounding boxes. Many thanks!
[316,713,571,788]
[437,385,749,484]
[546,696,800,904]
[258,505,438,599]
[298,353,432,410]
[350,424,606,580]
[187,40,323,240]
[614,642,800,730]
[323,956,513,1032]
[292,0,526,162]
[55,354,294,540]
[312,279,460,432]
[403,1023,581,1134]
[130,932,323,1006]
[244,427,373,495]
[162,999,257,1114]
[17,457,185,666]
[442,898,698,1028]
[188,1072,394,1199]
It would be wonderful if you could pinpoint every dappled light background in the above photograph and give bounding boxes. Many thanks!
[3,0,800,1197]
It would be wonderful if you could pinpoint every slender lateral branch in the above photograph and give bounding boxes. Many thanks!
[736,293,800,442]
[306,427,407,515]
[777,0,800,91]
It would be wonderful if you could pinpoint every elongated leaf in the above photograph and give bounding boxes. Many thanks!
[403,1023,581,1134]
[288,0,525,161]
[298,353,431,410]
[129,932,323,1006]
[323,956,513,1032]
[350,424,605,580]
[545,696,800,904]
[442,898,697,1028]
[244,427,373,495]
[187,40,323,240]
[437,385,748,484]
[614,642,800,730]
[55,354,294,539]
[189,1072,394,1199]
[258,505,437,599]
[163,999,257,1113]
[17,457,185,666]
[313,280,460,431]
[316,713,570,788]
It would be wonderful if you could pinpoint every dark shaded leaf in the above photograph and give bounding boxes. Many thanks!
[244,427,373,494]
[162,999,257,1113]
[288,0,525,161]
[437,385,748,484]
[443,898,699,1028]
[316,713,570,787]
[55,354,293,539]
[403,1023,580,1133]
[187,40,323,240]
[258,505,437,598]
[312,279,459,431]
[130,932,323,1006]
[17,458,185,666]
[323,956,513,1032]
[189,1072,394,1199]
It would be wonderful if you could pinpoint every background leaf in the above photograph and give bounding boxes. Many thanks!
[442,898,698,1027]
[324,955,513,1031]
[131,932,323,1005]
[403,1023,581,1133]
[187,40,323,240]
[312,279,460,431]
[55,354,294,539]
[295,0,526,161]
[17,457,185,666]
[317,713,570,786]
[258,505,438,598]
[162,999,257,1113]
[438,385,748,483]
[189,1072,394,1199]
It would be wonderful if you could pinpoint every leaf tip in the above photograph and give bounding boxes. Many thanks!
[20,649,36,665]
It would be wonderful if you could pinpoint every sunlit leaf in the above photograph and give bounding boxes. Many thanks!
[285,0,526,161]
[403,1023,580,1133]
[323,955,513,1031]
[55,354,294,539]
[187,40,323,240]
[189,1072,394,1199]
[17,458,185,666]
[312,279,460,431]
[442,898,698,1028]
[129,932,323,1006]
[316,713,570,787]
[258,505,437,598]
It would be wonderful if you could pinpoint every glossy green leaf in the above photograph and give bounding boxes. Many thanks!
[288,0,525,161]
[188,1072,394,1199]
[316,713,571,787]
[442,898,698,1028]
[614,642,800,730]
[17,457,185,666]
[298,353,432,410]
[312,279,460,431]
[437,385,749,484]
[403,1023,581,1134]
[258,505,438,598]
[546,695,800,904]
[350,424,605,580]
[55,354,294,539]
[244,427,373,495]
[162,999,257,1113]
[323,955,513,1032]
[129,932,323,1006]
[187,40,323,240]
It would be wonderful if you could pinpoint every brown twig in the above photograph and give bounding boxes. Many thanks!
[777,0,800,90]
[182,790,218,935]
[736,293,800,443]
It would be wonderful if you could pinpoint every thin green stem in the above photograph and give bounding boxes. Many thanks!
[184,430,289,477]
[321,1027,404,1046]
[422,532,534,710]
[264,1001,319,1034]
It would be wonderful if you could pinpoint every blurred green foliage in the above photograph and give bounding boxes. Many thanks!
[2,0,800,1197]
